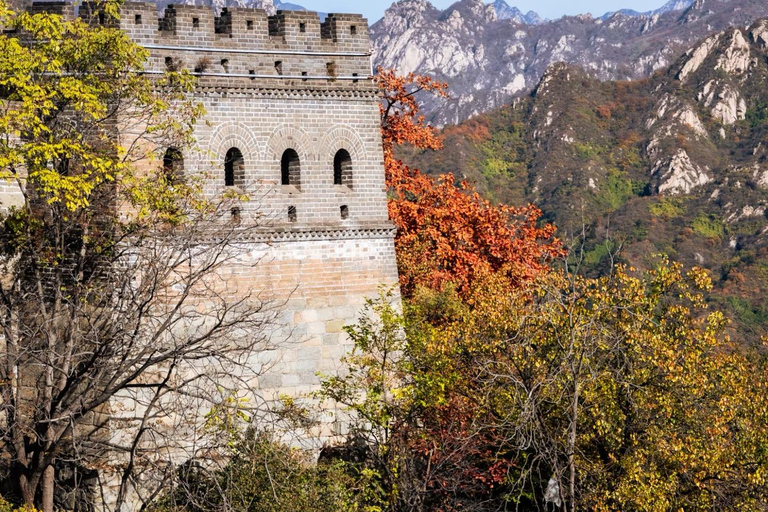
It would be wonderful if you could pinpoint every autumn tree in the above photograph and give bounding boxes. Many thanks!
[0,3,274,510]
[320,261,768,511]
[376,68,562,298]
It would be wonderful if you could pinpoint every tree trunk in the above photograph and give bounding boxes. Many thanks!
[568,381,580,512]
[20,474,35,510]
[42,465,55,512]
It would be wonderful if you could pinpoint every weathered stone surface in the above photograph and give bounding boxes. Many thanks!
[7,4,401,507]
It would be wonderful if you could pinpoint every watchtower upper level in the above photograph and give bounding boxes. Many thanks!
[25,1,389,231]
[29,2,373,89]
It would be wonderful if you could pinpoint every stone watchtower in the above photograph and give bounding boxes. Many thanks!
[122,2,398,404]
[22,0,398,432]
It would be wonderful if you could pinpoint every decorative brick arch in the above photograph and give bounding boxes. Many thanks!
[318,125,367,165]
[265,124,314,164]
[207,122,258,177]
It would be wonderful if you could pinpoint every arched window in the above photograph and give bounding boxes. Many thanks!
[281,149,301,188]
[225,147,244,187]
[162,147,183,183]
[333,149,352,187]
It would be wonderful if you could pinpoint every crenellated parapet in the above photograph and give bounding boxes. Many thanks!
[28,2,373,87]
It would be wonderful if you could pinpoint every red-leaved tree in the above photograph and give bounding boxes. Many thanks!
[376,68,562,298]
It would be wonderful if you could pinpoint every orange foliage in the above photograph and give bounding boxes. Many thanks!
[595,103,613,119]
[442,118,492,143]
[376,68,563,297]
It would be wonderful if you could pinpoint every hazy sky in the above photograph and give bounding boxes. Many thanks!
[294,0,669,23]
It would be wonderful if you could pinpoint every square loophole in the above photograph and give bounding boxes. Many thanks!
[192,17,200,28]
[246,19,253,30]
[288,206,297,222]
[340,205,349,219]
[134,14,142,24]
[299,22,306,33]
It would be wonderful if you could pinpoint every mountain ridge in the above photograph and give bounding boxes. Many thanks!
[372,0,768,126]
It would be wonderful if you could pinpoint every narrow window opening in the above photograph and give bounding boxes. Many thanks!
[231,207,241,222]
[326,61,336,81]
[334,149,352,187]
[248,69,255,79]
[288,205,297,222]
[281,149,301,188]
[274,61,283,75]
[224,147,245,187]
[350,25,357,35]
[98,11,105,24]
[352,72,359,83]
[299,22,306,33]
[163,147,184,184]
[301,71,308,81]
[192,17,200,28]
[220,58,229,73]
[135,13,142,24]
[340,205,349,219]
[246,19,253,30]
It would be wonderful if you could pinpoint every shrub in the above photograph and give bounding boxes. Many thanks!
[692,213,726,240]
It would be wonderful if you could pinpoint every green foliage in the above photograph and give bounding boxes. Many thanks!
[318,289,409,438]
[649,197,685,219]
[595,169,643,211]
[480,156,513,177]
[745,100,768,129]
[725,296,768,330]
[152,431,384,512]
[582,239,617,266]
[0,1,202,215]
[574,142,602,160]
[692,213,726,240]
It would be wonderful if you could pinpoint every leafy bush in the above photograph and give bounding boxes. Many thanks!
[595,169,643,211]
[574,142,601,160]
[692,213,726,240]
[648,197,685,219]
[151,431,384,512]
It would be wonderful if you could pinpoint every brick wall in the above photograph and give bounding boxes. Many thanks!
[10,5,400,505]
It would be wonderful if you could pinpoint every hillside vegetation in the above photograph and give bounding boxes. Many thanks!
[401,19,768,342]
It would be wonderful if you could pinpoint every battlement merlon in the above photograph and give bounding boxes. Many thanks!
[29,2,370,53]
[29,2,373,81]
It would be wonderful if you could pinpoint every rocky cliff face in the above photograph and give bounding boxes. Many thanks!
[400,21,768,340]
[372,0,768,126]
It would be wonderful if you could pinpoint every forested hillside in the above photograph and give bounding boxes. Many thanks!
[401,19,768,341]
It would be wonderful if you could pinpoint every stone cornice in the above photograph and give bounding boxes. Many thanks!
[192,82,380,100]
[198,224,396,244]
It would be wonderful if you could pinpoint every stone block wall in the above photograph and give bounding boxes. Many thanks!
[13,1,399,483]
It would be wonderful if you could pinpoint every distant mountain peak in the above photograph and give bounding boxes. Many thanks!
[372,0,768,126]
[599,0,694,20]
[153,0,325,19]
[492,0,542,24]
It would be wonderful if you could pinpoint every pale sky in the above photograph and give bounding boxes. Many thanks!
[294,0,670,23]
